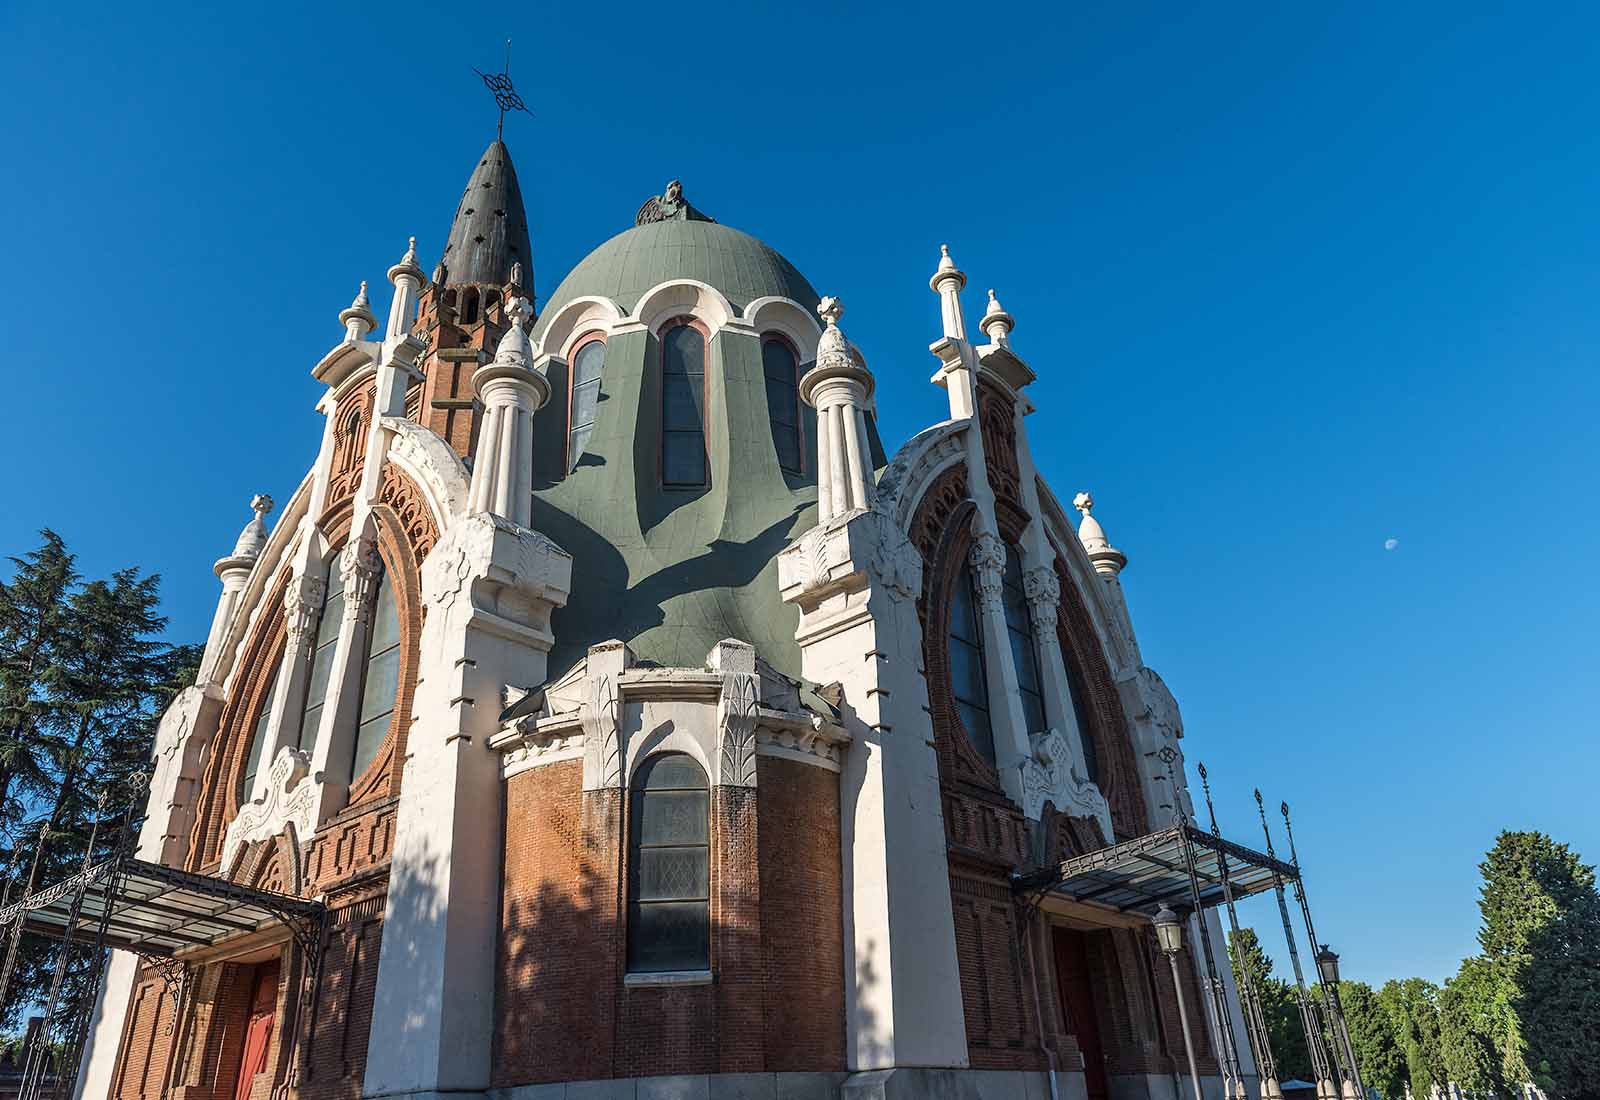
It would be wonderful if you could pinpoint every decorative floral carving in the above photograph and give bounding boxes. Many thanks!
[968,531,1005,613]
[427,543,472,609]
[869,528,922,603]
[718,672,759,788]
[1022,564,1061,632]
[383,417,469,530]
[340,533,384,610]
[282,574,327,646]
[1021,728,1112,836]
[221,746,319,874]
[379,462,440,562]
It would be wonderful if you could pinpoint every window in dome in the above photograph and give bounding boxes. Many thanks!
[763,337,803,474]
[296,563,345,752]
[239,670,277,802]
[949,558,995,765]
[352,568,400,782]
[661,322,708,487]
[1001,545,1048,736]
[627,752,710,973]
[568,335,606,473]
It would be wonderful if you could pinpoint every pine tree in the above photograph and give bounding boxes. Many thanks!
[1377,978,1445,1098]
[1340,980,1406,1099]
[0,532,77,829]
[1438,957,1509,1096]
[1475,831,1600,1097]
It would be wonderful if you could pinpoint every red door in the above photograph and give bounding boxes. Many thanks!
[1053,927,1110,1100]
[233,962,280,1100]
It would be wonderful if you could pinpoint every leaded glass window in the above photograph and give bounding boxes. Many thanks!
[352,569,399,781]
[949,560,995,765]
[297,566,345,752]
[1002,546,1048,735]
[661,323,707,487]
[240,672,276,801]
[568,337,605,473]
[763,338,802,474]
[627,752,710,973]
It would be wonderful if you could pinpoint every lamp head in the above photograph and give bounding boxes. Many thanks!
[1315,944,1341,987]
[1153,904,1183,955]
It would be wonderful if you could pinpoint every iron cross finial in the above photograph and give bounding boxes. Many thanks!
[475,39,532,141]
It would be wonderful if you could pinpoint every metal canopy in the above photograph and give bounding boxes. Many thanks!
[1016,823,1299,917]
[0,857,323,959]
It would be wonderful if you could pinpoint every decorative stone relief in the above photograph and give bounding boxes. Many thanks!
[874,421,967,532]
[1022,565,1061,632]
[381,417,470,526]
[869,524,922,603]
[1117,664,1191,822]
[1020,728,1113,839]
[340,533,383,612]
[222,746,319,875]
[718,671,759,788]
[583,675,621,789]
[282,574,327,646]
[968,530,1005,613]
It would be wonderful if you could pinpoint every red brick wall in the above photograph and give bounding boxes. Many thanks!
[494,756,845,1087]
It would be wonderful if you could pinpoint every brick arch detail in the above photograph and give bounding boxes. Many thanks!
[323,385,374,520]
[189,570,291,871]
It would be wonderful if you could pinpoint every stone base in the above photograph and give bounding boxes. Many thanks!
[489,1072,848,1100]
[841,1068,1063,1100]
[1108,1075,1232,1100]
[486,1070,1238,1100]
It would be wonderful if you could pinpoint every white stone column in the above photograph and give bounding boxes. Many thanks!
[778,511,968,1073]
[199,495,273,685]
[467,297,548,528]
[798,297,876,521]
[362,513,571,1100]
[927,247,1031,803]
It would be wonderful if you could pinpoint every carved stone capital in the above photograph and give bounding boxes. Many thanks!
[420,512,572,648]
[340,533,384,611]
[1022,564,1061,632]
[282,573,327,647]
[715,640,760,789]
[221,746,319,874]
[968,530,1005,613]
[1021,727,1112,838]
[779,509,923,610]
[581,674,622,791]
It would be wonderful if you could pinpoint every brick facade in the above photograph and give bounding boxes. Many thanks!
[494,755,843,1088]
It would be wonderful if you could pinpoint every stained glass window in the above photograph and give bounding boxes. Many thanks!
[628,752,710,972]
[352,569,399,781]
[949,560,995,765]
[568,338,605,472]
[1002,546,1049,735]
[763,339,802,474]
[661,324,707,487]
[297,565,345,752]
[240,671,276,801]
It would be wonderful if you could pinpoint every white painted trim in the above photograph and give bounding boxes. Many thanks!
[622,969,713,988]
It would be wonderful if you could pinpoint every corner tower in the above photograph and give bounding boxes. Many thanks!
[414,139,535,457]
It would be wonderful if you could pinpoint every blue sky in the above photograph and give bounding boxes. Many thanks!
[2,2,1597,988]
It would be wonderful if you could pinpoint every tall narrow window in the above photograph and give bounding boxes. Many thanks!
[239,672,277,801]
[568,336,605,472]
[762,337,802,474]
[628,752,710,973]
[949,560,995,765]
[352,569,400,781]
[298,567,345,752]
[1002,546,1048,735]
[661,322,707,487]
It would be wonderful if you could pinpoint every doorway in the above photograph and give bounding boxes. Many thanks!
[1053,926,1110,1100]
[232,961,280,1100]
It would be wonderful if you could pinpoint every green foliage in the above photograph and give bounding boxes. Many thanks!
[1377,977,1444,1097]
[0,531,199,1032]
[1474,831,1600,1097]
[1228,927,1312,1083]
[1438,956,1511,1096]
[1339,980,1405,1100]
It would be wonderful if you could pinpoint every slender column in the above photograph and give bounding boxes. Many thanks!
[799,298,877,522]
[1166,948,1205,1100]
[467,298,548,528]
[202,495,274,683]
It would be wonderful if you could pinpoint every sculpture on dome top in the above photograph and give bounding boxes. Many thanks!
[635,179,715,226]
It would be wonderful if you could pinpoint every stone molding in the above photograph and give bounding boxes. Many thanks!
[1021,728,1113,837]
[967,530,1005,614]
[221,746,319,874]
[380,416,470,529]
[281,570,327,648]
[778,509,923,645]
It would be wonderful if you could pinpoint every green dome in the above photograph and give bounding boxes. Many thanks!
[535,219,818,334]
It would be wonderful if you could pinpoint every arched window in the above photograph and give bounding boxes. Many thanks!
[628,752,710,973]
[352,568,400,781]
[1001,546,1048,736]
[461,290,480,326]
[239,672,277,801]
[762,337,802,474]
[567,336,605,472]
[660,322,708,487]
[949,559,995,765]
[297,565,345,751]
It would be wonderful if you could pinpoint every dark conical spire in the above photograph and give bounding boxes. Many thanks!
[441,139,533,293]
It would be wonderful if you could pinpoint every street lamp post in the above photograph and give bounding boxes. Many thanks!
[1315,945,1363,1100]
[1155,905,1205,1100]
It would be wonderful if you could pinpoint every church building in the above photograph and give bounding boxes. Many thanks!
[44,132,1354,1100]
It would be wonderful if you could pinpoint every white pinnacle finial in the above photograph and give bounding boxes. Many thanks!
[492,297,536,368]
[339,279,377,339]
[388,236,425,286]
[251,493,274,517]
[228,493,275,561]
[981,288,1014,347]
[506,295,533,329]
[930,243,967,293]
[1074,491,1126,576]
[404,236,417,263]
[817,296,843,327]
